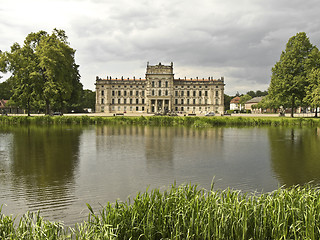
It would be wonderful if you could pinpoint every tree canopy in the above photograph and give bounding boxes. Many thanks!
[268,32,319,117]
[0,29,82,115]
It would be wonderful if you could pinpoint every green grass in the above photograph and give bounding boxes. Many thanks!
[2,184,320,239]
[1,115,320,127]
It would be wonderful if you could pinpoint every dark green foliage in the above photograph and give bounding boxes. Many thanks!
[269,32,319,117]
[0,29,82,115]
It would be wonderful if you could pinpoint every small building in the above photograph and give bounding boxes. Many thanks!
[0,99,8,114]
[230,96,241,110]
[0,99,23,114]
[95,62,225,114]
[245,97,264,113]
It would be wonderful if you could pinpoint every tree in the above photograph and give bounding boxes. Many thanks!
[81,89,96,112]
[268,32,316,117]
[304,47,320,117]
[305,68,320,117]
[239,94,252,110]
[224,94,232,111]
[0,29,82,115]
[0,79,13,100]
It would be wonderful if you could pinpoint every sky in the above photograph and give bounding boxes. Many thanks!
[1,0,320,95]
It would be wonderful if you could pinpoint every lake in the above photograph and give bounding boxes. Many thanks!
[1,125,320,226]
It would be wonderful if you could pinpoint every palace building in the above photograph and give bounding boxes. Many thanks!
[95,62,225,114]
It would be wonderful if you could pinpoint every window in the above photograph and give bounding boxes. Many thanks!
[181,99,184,104]
[136,91,139,96]
[165,90,168,96]
[152,90,155,96]
[101,90,104,96]
[205,91,208,96]
[199,91,202,97]
[130,90,133,96]
[142,99,145,104]
[118,90,121,96]
[118,99,121,104]
[181,107,184,111]
[136,106,139,111]
[136,99,139,104]
[112,91,115,96]
[175,99,178,104]
[193,91,196,97]
[216,91,219,97]
[181,91,184,96]
[124,99,127,104]
[130,99,132,104]
[124,91,127,96]
[165,81,168,87]
[158,81,161,87]
[187,99,190,104]
[199,99,202,104]
[152,81,155,87]
[205,99,207,104]
[142,90,145,96]
[175,107,178,111]
[142,107,145,111]
[175,91,178,96]
[101,98,104,104]
[158,90,161,96]
[187,91,190,97]
[216,99,219,105]
[193,99,196,105]
[112,99,114,104]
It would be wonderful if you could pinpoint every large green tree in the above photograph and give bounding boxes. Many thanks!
[268,32,316,117]
[305,68,320,117]
[0,29,82,115]
[304,48,320,117]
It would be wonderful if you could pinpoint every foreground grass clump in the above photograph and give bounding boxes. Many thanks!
[2,184,320,239]
[1,115,320,127]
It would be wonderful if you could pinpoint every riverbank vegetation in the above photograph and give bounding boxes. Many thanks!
[1,184,320,239]
[1,115,320,127]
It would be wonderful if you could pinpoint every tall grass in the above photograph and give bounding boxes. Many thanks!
[2,184,320,239]
[1,115,320,127]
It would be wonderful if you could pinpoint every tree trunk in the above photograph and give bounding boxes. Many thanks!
[315,107,318,118]
[27,98,31,116]
[46,100,50,115]
[291,97,294,118]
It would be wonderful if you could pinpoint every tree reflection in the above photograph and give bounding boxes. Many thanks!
[269,127,320,186]
[8,126,82,204]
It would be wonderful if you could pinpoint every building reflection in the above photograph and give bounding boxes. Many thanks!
[268,127,320,186]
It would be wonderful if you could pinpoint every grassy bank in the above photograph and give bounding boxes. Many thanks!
[1,184,320,239]
[1,115,320,127]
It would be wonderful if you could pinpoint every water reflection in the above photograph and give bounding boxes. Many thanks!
[0,126,82,220]
[1,124,320,226]
[269,127,320,186]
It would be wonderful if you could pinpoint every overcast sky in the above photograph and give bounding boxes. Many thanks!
[1,0,320,95]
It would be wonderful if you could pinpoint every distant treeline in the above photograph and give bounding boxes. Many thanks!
[1,115,320,127]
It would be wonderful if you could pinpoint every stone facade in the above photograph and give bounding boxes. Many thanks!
[95,62,225,114]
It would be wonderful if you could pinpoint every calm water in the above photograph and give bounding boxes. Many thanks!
[1,125,320,226]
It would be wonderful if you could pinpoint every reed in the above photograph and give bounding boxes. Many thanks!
[1,115,320,127]
[1,184,320,239]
